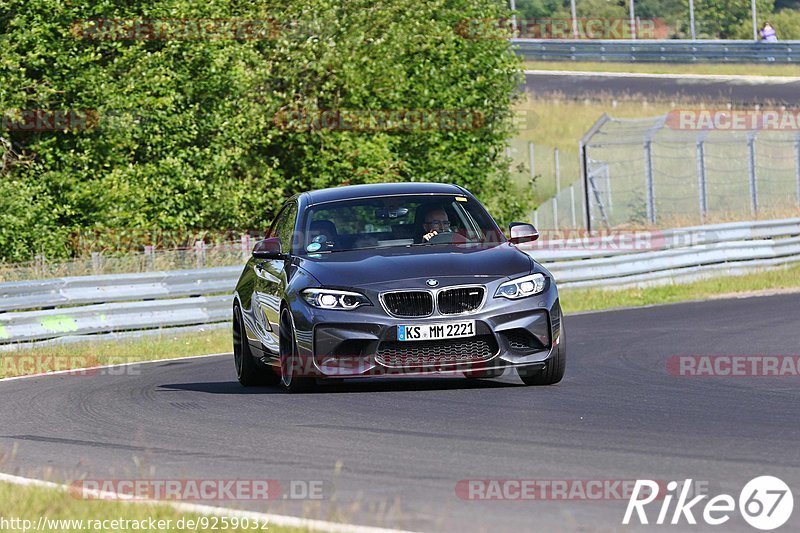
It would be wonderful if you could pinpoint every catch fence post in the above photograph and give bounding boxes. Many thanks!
[747,133,758,216]
[644,140,656,224]
[696,138,707,224]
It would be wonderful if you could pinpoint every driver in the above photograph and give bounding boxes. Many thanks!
[421,207,451,242]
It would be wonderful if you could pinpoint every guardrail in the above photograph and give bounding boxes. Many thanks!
[513,39,800,63]
[522,218,800,288]
[0,267,240,346]
[0,266,241,312]
[0,296,231,344]
[1,218,798,345]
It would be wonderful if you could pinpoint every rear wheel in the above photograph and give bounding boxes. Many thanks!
[519,322,566,386]
[279,309,315,393]
[233,306,278,386]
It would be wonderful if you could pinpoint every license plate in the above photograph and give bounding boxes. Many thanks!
[397,321,475,341]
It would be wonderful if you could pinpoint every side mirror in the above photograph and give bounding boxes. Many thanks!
[509,222,539,244]
[252,237,284,260]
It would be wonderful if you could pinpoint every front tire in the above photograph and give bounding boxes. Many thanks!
[279,309,315,393]
[519,322,566,386]
[233,305,278,387]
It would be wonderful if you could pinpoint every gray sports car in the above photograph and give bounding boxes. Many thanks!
[232,182,565,391]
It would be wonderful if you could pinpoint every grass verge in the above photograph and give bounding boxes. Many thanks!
[559,263,800,314]
[0,327,230,379]
[0,480,305,533]
[523,60,800,77]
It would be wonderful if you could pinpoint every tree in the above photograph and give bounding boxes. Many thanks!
[0,0,525,262]
[684,0,775,38]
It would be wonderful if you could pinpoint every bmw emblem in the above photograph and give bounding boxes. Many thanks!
[426,279,439,287]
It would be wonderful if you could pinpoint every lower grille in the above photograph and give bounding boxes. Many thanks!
[381,291,433,317]
[504,328,543,351]
[437,286,484,314]
[375,335,498,367]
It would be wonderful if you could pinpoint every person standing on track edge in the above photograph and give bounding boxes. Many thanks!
[760,22,778,42]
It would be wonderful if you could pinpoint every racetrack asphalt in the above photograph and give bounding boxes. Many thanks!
[523,70,800,105]
[1,293,799,532]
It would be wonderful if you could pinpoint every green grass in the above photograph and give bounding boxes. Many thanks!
[0,481,306,533]
[0,327,231,379]
[523,60,800,77]
[560,263,800,314]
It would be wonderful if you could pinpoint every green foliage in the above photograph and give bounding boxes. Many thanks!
[514,0,564,19]
[684,0,776,38]
[0,0,524,262]
[568,0,628,19]
[770,8,800,38]
[733,7,800,39]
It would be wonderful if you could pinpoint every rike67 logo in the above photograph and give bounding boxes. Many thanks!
[624,476,794,530]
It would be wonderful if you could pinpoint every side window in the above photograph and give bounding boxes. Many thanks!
[270,202,298,254]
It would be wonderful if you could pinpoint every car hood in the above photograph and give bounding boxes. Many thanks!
[296,243,533,287]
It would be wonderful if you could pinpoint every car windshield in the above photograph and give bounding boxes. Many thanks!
[298,194,505,254]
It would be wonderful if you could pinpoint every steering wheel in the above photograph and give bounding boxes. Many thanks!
[427,231,468,244]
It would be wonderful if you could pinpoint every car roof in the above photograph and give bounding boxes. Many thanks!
[303,182,467,205]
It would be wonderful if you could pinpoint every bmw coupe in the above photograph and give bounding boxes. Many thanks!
[232,182,565,391]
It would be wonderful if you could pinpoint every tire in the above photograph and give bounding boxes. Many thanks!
[279,309,315,393]
[519,321,566,386]
[233,305,279,387]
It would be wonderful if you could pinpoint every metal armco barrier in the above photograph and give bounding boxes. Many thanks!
[1,218,799,344]
[0,266,241,312]
[513,39,800,63]
[0,265,240,345]
[523,218,800,288]
[0,295,231,343]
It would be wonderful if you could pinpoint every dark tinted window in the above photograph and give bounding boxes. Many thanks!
[269,202,298,254]
[299,194,504,254]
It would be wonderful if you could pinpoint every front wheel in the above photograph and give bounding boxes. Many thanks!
[233,306,278,386]
[519,322,566,386]
[279,310,315,393]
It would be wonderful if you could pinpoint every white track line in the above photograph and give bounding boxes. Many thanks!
[524,69,800,83]
[0,352,230,384]
[0,472,416,533]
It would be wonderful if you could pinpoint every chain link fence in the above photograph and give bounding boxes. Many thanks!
[506,136,585,229]
[555,112,800,230]
[0,239,255,283]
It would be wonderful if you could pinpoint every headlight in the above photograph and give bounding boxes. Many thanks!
[302,288,371,310]
[494,273,547,299]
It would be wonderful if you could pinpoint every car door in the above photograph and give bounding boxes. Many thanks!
[253,201,298,355]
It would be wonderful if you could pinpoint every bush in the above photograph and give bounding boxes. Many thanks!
[0,0,525,262]
[760,8,800,39]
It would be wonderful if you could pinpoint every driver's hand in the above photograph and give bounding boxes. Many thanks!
[423,230,438,242]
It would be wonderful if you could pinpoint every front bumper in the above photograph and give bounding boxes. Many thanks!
[289,279,563,378]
